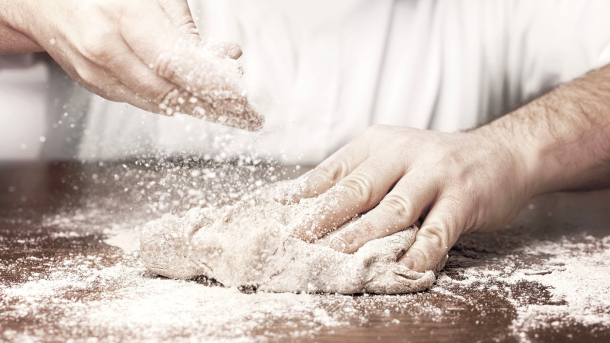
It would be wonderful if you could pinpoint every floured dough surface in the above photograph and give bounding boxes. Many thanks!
[140,195,446,294]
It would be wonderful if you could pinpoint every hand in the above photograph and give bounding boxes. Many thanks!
[0,0,263,131]
[290,125,534,272]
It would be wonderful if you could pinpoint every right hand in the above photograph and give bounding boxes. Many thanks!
[1,0,263,131]
[285,125,535,272]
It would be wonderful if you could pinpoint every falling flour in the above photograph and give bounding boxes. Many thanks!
[156,39,264,132]
[140,191,447,294]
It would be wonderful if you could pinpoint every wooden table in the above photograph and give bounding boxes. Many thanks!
[1,161,609,342]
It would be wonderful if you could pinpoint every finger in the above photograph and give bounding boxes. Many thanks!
[294,156,403,242]
[159,0,243,60]
[120,2,239,93]
[54,53,154,110]
[87,37,185,114]
[87,39,173,109]
[86,78,154,110]
[330,175,439,253]
[119,1,263,130]
[85,37,250,127]
[158,0,200,37]
[288,134,372,202]
[354,227,418,262]
[158,0,244,63]
[102,47,252,127]
[211,42,243,60]
[399,198,464,272]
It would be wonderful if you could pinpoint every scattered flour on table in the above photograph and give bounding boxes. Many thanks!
[3,160,610,342]
[509,236,610,334]
[1,254,347,342]
[435,234,610,342]
[3,205,610,342]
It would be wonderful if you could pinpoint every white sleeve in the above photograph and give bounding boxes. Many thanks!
[506,0,610,102]
[595,43,610,70]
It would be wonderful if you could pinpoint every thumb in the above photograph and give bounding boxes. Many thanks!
[399,200,463,272]
[158,0,200,37]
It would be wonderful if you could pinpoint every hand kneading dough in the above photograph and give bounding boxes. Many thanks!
[140,196,447,294]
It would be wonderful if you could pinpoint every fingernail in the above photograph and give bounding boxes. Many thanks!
[330,237,348,252]
[401,257,415,270]
[228,45,242,59]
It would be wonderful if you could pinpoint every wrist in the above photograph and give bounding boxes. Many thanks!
[0,0,43,54]
[469,110,546,198]
[0,0,30,34]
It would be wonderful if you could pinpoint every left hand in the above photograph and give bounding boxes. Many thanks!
[0,0,263,131]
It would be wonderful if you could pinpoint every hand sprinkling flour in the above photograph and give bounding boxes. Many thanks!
[140,189,447,294]
[0,0,263,131]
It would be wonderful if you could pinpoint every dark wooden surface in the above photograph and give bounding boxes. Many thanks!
[1,161,609,343]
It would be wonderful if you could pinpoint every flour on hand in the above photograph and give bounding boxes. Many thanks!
[140,192,446,294]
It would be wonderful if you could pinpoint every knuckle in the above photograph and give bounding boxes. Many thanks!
[435,150,469,176]
[363,124,387,138]
[394,133,420,149]
[440,192,462,208]
[419,225,447,250]
[78,40,110,66]
[73,64,98,87]
[440,194,475,232]
[158,86,176,104]
[79,0,121,18]
[299,230,317,243]
[152,52,177,81]
[340,174,374,207]
[368,124,388,133]
[368,124,382,132]
[158,88,185,115]
[354,219,375,236]
[74,10,118,66]
[381,194,413,220]
[326,160,347,181]
[363,124,397,138]
[179,21,199,36]
[90,0,122,11]
[314,159,349,186]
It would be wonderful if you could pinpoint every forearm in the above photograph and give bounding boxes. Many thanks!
[0,0,42,54]
[479,64,610,195]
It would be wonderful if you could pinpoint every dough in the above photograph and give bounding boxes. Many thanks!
[140,195,446,294]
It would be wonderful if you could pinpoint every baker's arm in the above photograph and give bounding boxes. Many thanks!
[484,64,610,194]
[0,4,42,55]
[289,63,610,272]
[0,0,263,131]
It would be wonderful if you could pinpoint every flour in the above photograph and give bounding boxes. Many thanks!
[3,160,609,342]
[508,236,610,335]
[1,253,354,343]
[140,190,446,294]
[156,39,264,132]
